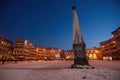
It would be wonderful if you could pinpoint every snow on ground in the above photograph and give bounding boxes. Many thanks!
[0,60,120,80]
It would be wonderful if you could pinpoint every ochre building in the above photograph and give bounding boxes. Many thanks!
[100,27,120,60]
[86,47,102,60]
[0,37,12,60]
[13,39,32,60]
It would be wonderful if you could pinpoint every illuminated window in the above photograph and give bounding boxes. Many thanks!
[101,46,104,48]
[43,49,46,51]
[109,57,112,60]
[59,49,61,52]
[1,41,3,44]
[24,40,27,45]
[93,54,97,59]
[95,50,98,53]
[112,41,116,44]
[36,48,39,52]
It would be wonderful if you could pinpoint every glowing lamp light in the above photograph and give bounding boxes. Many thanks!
[1,41,3,44]
[50,50,52,52]
[36,48,39,52]
[112,41,116,44]
[93,54,97,59]
[55,54,60,58]
[24,40,27,45]
[101,46,104,48]
[89,54,92,57]
[87,51,89,53]
[0,55,2,57]
[59,49,61,52]
[95,50,98,53]
[66,56,70,59]
[43,49,46,51]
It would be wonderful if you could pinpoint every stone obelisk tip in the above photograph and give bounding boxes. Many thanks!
[72,6,75,10]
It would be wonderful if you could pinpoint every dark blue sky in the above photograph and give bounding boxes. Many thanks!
[0,0,120,50]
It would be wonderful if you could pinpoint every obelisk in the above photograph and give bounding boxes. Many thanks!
[72,6,89,68]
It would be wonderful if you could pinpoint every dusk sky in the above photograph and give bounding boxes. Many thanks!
[0,0,120,50]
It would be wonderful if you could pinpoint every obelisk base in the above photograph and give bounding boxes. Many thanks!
[71,64,94,69]
[71,43,94,69]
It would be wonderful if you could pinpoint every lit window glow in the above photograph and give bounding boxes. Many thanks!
[101,46,104,48]
[112,41,116,44]
[24,40,27,45]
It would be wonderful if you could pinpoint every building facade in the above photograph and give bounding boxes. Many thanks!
[35,46,62,60]
[60,50,65,60]
[13,39,32,60]
[86,47,102,60]
[30,47,37,60]
[46,48,55,60]
[64,50,74,60]
[64,48,102,60]
[0,37,12,60]
[100,27,120,60]
[51,48,61,60]
[35,46,46,60]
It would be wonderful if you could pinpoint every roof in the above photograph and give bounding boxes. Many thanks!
[112,27,120,34]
